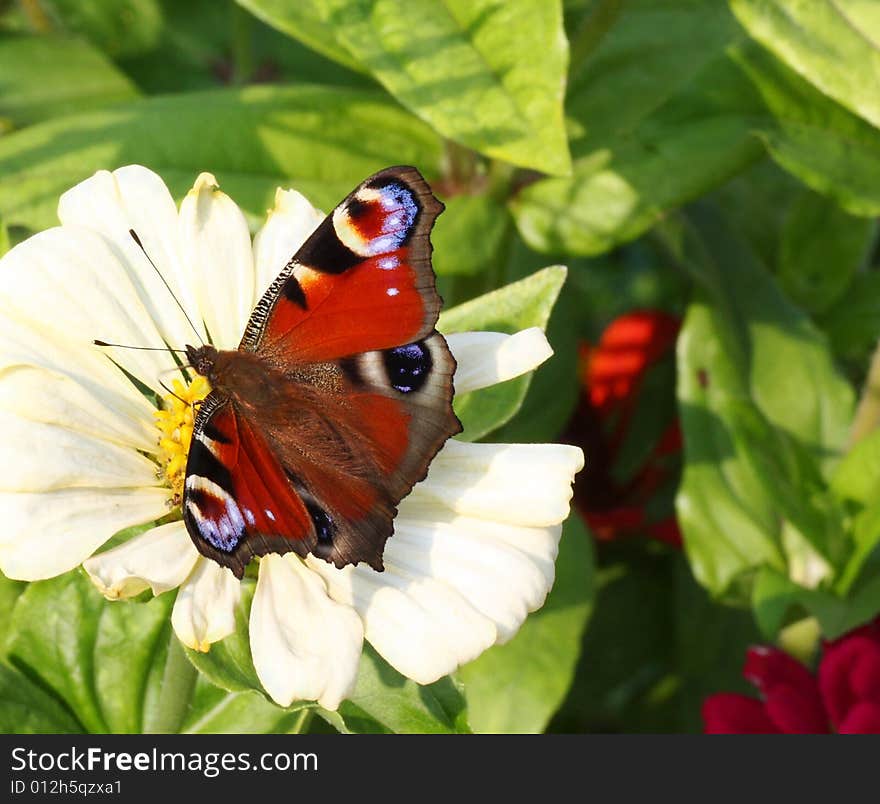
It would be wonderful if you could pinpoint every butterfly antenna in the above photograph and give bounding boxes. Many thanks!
[129,229,205,345]
[93,340,187,353]
[158,377,190,407]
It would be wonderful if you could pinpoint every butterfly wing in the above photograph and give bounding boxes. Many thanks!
[184,166,461,576]
[240,165,443,361]
[183,391,318,577]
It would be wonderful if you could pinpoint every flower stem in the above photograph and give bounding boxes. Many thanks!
[848,338,880,448]
[231,2,254,86]
[145,632,198,734]
[288,708,314,734]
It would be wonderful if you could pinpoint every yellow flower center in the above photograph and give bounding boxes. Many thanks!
[153,375,212,505]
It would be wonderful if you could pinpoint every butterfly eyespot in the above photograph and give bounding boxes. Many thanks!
[305,501,335,558]
[383,341,432,394]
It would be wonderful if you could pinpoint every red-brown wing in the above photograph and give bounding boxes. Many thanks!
[263,332,461,571]
[239,165,443,362]
[182,392,318,578]
[185,167,460,574]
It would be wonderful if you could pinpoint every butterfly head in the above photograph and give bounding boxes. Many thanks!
[186,343,219,381]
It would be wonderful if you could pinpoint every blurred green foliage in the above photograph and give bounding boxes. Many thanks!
[3,0,880,733]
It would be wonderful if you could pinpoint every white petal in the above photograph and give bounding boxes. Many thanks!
[251,555,362,710]
[84,520,199,600]
[171,557,241,653]
[178,173,255,349]
[0,411,159,492]
[406,439,584,526]
[0,227,172,392]
[0,314,157,451]
[57,166,206,349]
[308,557,496,685]
[387,513,561,642]
[0,487,169,581]
[252,188,323,300]
[447,328,553,394]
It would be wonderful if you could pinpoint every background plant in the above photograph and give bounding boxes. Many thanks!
[2,0,880,733]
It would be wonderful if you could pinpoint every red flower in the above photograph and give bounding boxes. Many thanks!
[703,619,880,733]
[565,310,682,545]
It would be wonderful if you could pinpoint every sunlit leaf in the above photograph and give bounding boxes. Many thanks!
[238,0,571,175]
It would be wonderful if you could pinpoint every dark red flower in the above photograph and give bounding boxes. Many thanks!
[564,310,682,545]
[703,619,880,733]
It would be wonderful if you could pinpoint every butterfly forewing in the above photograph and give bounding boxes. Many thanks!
[182,166,461,577]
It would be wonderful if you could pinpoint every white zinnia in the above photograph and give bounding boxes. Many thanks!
[0,165,584,711]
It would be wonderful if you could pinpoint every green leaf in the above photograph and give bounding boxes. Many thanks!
[238,0,571,175]
[831,428,880,506]
[432,193,510,277]
[675,208,854,597]
[339,647,470,734]
[778,190,877,314]
[458,514,594,733]
[0,84,444,232]
[438,266,567,441]
[6,571,174,733]
[182,678,309,734]
[732,40,880,217]
[0,34,138,128]
[3,570,308,734]
[513,1,763,255]
[236,0,366,72]
[118,0,370,94]
[753,565,880,640]
[730,0,880,131]
[492,279,581,443]
[0,664,83,734]
[40,0,164,58]
[0,573,25,653]
[819,272,880,366]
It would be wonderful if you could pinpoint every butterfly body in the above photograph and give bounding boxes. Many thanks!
[180,167,461,579]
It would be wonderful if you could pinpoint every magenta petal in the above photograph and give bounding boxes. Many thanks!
[702,694,781,734]
[836,701,880,734]
[820,636,880,729]
[742,646,828,733]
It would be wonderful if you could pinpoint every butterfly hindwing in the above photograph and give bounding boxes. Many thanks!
[183,392,318,577]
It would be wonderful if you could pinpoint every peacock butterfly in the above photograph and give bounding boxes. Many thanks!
[180,166,462,578]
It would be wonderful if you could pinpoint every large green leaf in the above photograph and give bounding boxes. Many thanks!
[820,272,880,366]
[39,0,164,58]
[0,84,444,232]
[182,678,311,734]
[6,571,174,733]
[0,34,138,128]
[339,648,469,734]
[115,0,371,94]
[237,0,571,175]
[514,1,762,256]
[0,664,83,734]
[458,514,594,733]
[730,0,880,131]
[731,40,880,217]
[1,570,320,734]
[777,189,877,315]
[236,0,366,71]
[439,266,567,441]
[674,208,854,597]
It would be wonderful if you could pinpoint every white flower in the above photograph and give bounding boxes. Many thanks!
[0,165,584,711]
